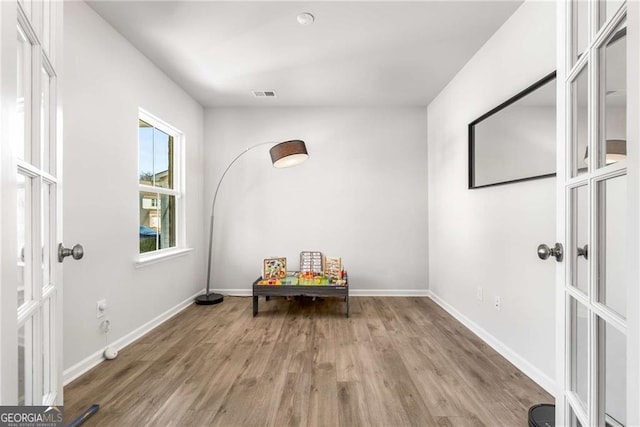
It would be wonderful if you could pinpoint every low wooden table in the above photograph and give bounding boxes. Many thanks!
[252,275,349,317]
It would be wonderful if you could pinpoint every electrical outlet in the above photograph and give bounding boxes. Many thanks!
[476,286,483,301]
[494,296,501,311]
[97,299,107,318]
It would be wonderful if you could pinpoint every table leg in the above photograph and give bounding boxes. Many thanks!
[253,295,258,316]
[265,296,270,301]
[346,295,349,318]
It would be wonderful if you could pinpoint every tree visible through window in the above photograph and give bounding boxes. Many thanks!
[138,113,181,254]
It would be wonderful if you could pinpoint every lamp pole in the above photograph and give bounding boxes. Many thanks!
[195,142,274,305]
[195,140,308,305]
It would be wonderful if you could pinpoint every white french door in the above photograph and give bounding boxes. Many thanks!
[0,0,63,405]
[557,0,638,425]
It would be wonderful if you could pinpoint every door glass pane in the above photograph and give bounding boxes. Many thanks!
[599,0,624,30]
[598,20,626,169]
[18,174,33,307]
[600,318,626,426]
[571,185,589,294]
[42,183,52,289]
[18,318,33,405]
[570,297,588,408]
[42,299,52,397]
[41,67,53,173]
[572,0,589,65]
[17,26,32,162]
[139,120,153,186]
[571,66,589,177]
[139,191,159,253]
[153,128,173,189]
[597,175,626,317]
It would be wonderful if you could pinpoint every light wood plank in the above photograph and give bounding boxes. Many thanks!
[64,296,552,426]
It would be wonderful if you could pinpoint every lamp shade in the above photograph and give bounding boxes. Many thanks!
[584,139,627,165]
[270,140,308,168]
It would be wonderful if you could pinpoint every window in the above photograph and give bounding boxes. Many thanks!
[138,110,183,255]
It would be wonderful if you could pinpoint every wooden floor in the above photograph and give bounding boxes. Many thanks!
[64,296,552,426]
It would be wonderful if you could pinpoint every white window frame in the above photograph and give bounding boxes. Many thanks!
[136,109,189,266]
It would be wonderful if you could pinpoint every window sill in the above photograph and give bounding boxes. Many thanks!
[135,248,194,268]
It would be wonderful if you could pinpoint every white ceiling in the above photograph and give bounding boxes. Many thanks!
[87,1,523,108]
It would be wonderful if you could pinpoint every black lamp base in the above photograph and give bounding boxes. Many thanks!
[195,293,224,305]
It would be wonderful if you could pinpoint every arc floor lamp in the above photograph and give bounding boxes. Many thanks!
[195,139,309,305]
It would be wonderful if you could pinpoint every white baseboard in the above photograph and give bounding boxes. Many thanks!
[63,290,202,385]
[349,289,429,297]
[427,290,558,398]
[213,289,429,297]
[213,289,252,297]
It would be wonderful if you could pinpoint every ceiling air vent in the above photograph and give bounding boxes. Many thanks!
[252,90,277,98]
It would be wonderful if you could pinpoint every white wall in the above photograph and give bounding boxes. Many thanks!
[427,0,556,393]
[62,2,205,377]
[203,107,428,295]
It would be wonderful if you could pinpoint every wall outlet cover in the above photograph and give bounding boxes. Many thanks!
[96,299,107,318]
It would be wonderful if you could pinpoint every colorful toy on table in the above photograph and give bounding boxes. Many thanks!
[297,271,329,286]
[324,256,342,279]
[263,257,287,280]
[258,274,344,286]
[257,278,282,285]
[257,274,298,286]
[300,251,324,276]
[281,276,298,286]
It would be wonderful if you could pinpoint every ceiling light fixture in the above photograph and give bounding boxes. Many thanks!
[297,12,314,26]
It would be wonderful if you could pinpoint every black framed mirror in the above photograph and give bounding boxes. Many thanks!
[468,71,556,189]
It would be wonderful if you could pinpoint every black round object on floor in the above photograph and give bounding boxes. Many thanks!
[528,403,555,427]
[195,293,224,305]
